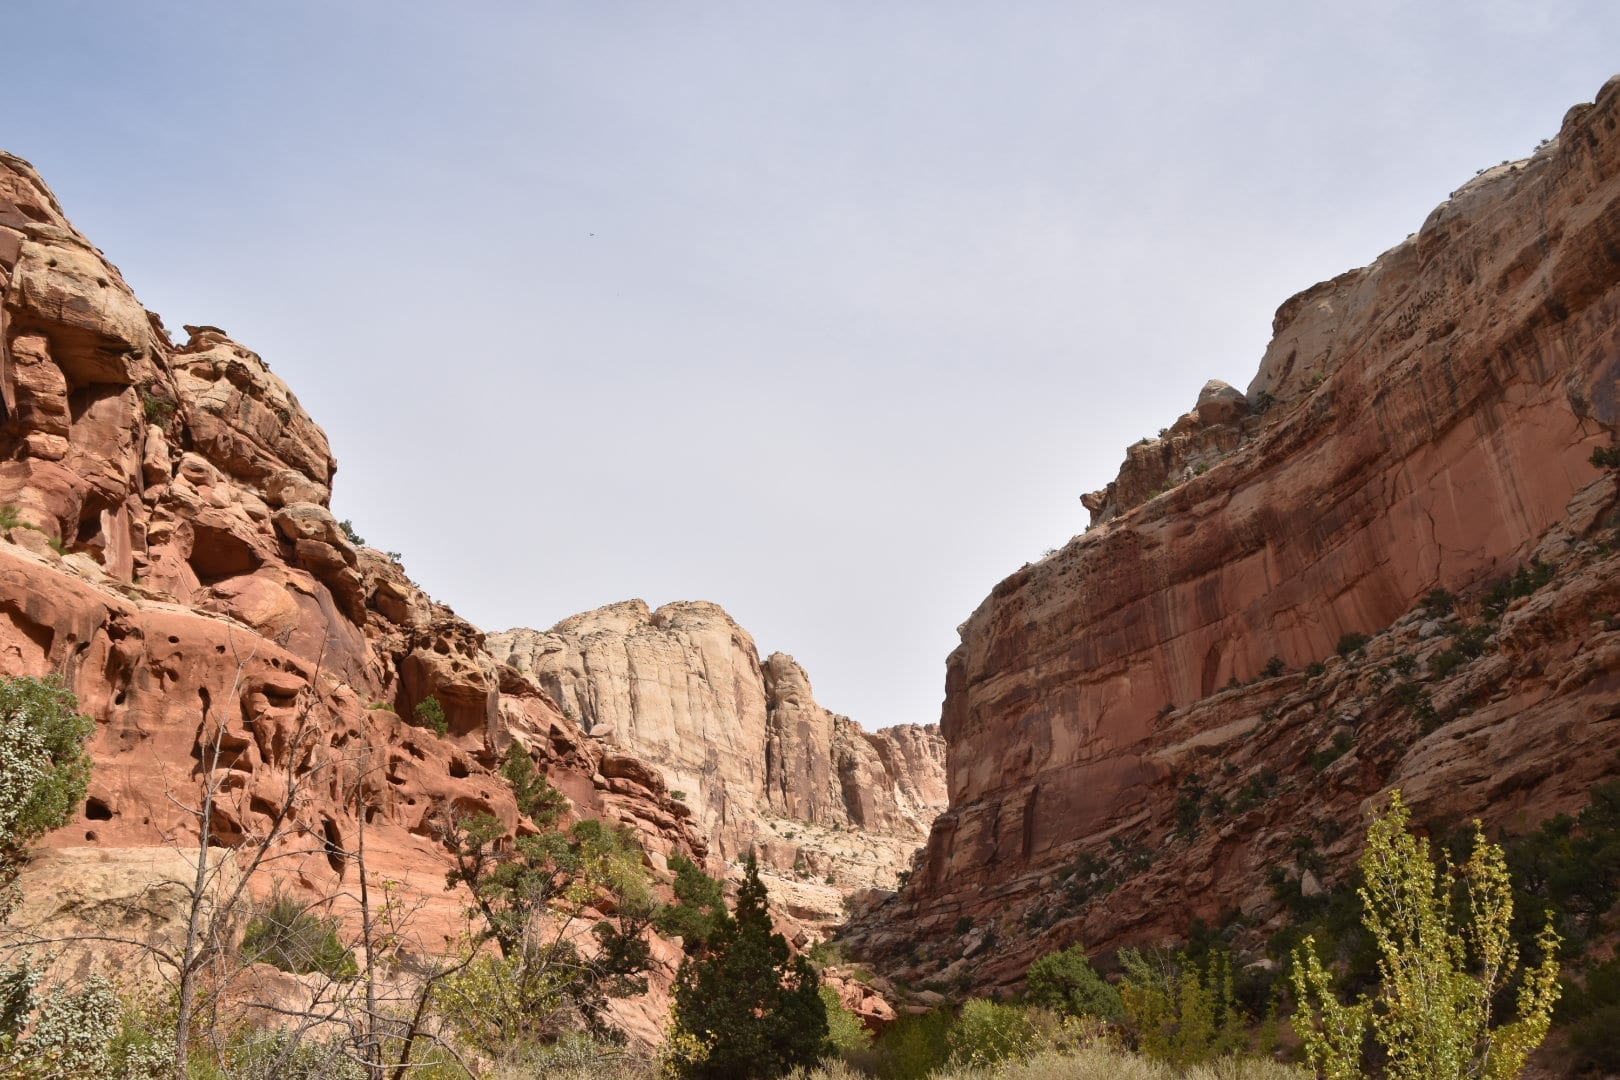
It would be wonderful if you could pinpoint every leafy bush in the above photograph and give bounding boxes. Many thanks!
[222,1029,367,1080]
[1292,791,1560,1079]
[240,889,357,979]
[821,984,873,1057]
[0,675,95,869]
[864,1007,952,1080]
[0,965,122,1078]
[440,810,658,1053]
[948,999,1047,1067]
[1025,943,1123,1020]
[1591,445,1620,470]
[413,695,448,736]
[337,519,365,546]
[1120,948,1247,1068]
[1261,656,1286,679]
[1336,632,1370,657]
[1306,662,1326,678]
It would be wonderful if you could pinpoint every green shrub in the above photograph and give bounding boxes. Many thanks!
[0,505,20,531]
[1261,656,1286,679]
[865,1008,952,1080]
[240,889,357,979]
[1429,648,1465,679]
[337,519,365,546]
[948,999,1048,1068]
[1422,588,1456,617]
[0,965,123,1078]
[1336,632,1370,657]
[1306,662,1326,678]
[1454,621,1494,658]
[0,675,95,868]
[1120,949,1247,1068]
[140,391,175,427]
[222,1030,367,1080]
[1305,730,1354,772]
[1482,560,1556,618]
[413,695,448,736]
[1025,943,1123,1020]
[1591,445,1620,470]
[820,985,873,1057]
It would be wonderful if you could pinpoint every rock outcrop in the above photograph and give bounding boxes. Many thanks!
[488,604,947,930]
[845,76,1620,991]
[0,149,708,1043]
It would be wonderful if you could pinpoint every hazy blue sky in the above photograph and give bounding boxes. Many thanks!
[7,3,1618,728]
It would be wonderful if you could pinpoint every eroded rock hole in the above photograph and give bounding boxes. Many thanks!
[85,797,113,820]
[449,758,469,779]
[321,818,346,876]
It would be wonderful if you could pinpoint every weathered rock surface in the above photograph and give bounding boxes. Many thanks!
[0,149,706,1043]
[487,605,947,928]
[846,76,1620,992]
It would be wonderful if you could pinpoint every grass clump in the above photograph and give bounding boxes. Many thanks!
[240,889,357,979]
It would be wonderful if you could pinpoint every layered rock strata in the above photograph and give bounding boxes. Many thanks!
[845,76,1620,991]
[488,605,948,929]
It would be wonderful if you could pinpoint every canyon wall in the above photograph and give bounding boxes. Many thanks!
[845,76,1620,991]
[0,145,943,1039]
[489,605,947,926]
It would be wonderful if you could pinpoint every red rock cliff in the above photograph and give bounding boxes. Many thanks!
[0,149,715,1040]
[845,76,1620,991]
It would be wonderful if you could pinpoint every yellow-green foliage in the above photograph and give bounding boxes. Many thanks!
[821,985,873,1056]
[947,1000,1046,1068]
[786,1045,1306,1080]
[1291,790,1561,1079]
[1119,948,1247,1068]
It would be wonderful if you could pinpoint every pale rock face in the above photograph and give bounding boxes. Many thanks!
[847,74,1620,994]
[488,605,949,921]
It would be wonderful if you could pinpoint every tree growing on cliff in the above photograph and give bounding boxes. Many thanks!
[1291,791,1561,1080]
[667,852,829,1079]
[435,748,659,1054]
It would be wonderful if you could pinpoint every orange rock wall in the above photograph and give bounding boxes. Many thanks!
[849,76,1620,989]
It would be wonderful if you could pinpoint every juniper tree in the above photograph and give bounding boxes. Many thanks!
[668,852,828,1079]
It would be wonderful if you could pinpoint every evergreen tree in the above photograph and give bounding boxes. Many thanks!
[669,853,829,1079]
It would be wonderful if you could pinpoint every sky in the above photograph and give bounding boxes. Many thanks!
[6,3,1619,729]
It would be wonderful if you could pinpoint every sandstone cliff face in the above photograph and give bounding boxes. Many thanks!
[488,605,946,925]
[846,76,1620,991]
[0,149,709,1042]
